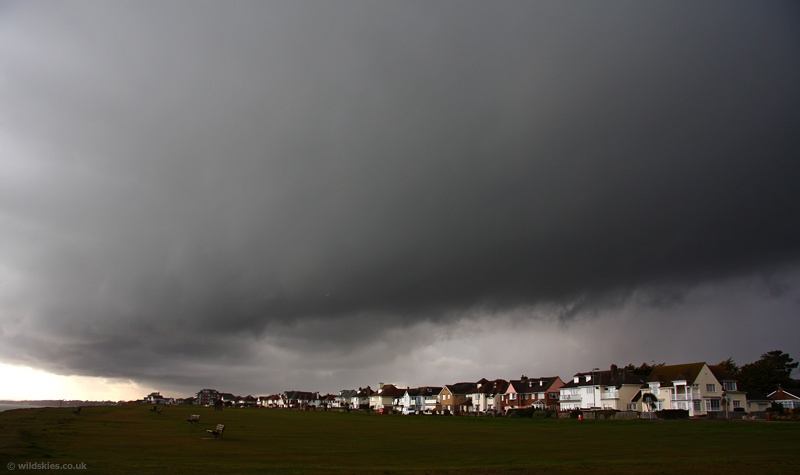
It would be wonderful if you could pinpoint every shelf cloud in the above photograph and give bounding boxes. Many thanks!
[1,1,799,397]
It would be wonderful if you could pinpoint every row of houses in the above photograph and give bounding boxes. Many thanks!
[181,361,799,417]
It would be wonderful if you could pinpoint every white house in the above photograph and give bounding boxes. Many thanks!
[559,366,645,411]
[639,362,747,416]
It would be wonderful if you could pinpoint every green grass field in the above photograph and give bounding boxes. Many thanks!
[2,405,799,473]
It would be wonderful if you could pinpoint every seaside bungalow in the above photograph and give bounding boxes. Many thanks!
[283,391,318,408]
[465,379,508,414]
[639,362,746,416]
[335,389,357,409]
[256,396,271,407]
[768,387,800,409]
[745,391,772,413]
[144,392,173,405]
[351,387,373,409]
[237,395,257,407]
[274,393,289,408]
[440,382,477,415]
[369,384,405,411]
[219,393,237,407]
[559,366,644,411]
[400,387,443,414]
[502,376,563,413]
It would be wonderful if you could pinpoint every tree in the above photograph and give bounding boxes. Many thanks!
[717,357,739,375]
[737,350,797,394]
[641,393,658,419]
[624,362,665,376]
[760,350,798,378]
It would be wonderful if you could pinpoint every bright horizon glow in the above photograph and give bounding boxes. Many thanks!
[0,363,153,401]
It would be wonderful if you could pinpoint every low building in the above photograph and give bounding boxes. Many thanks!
[768,387,800,409]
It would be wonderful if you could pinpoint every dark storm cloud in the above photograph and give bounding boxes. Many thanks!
[1,1,799,392]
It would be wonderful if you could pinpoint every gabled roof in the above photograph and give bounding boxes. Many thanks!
[767,388,800,401]
[508,377,559,394]
[284,390,317,400]
[444,382,478,395]
[472,379,509,395]
[404,386,442,397]
[373,384,406,398]
[354,387,373,398]
[646,362,709,386]
[562,368,645,389]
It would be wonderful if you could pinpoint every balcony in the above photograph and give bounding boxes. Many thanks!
[671,394,699,402]
[559,395,581,402]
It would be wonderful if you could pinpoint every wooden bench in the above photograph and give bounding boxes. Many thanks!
[186,414,200,423]
[207,424,225,439]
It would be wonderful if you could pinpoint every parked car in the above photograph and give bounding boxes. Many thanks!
[376,408,390,414]
[401,408,417,415]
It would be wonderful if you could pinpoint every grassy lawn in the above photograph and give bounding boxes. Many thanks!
[1,405,799,473]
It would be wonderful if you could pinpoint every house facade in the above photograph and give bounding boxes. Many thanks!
[400,387,442,414]
[640,363,747,416]
[466,379,509,414]
[440,382,477,415]
[196,389,220,406]
[145,392,174,405]
[501,376,562,413]
[369,384,405,410]
[283,391,318,408]
[351,387,372,409]
[334,389,357,409]
[559,366,644,411]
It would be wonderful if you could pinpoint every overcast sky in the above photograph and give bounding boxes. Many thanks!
[1,1,799,399]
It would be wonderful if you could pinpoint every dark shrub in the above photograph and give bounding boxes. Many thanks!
[531,409,554,419]
[656,409,689,419]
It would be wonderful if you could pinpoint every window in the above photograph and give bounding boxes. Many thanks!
[723,382,737,391]
[586,387,593,394]
[706,398,721,411]
[627,403,636,410]
[510,393,516,400]
[733,400,741,409]
[706,384,716,393]
[693,400,702,412]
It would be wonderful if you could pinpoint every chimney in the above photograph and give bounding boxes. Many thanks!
[610,364,618,375]
[379,382,384,389]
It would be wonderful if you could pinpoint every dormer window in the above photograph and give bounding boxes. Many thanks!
[574,376,579,383]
